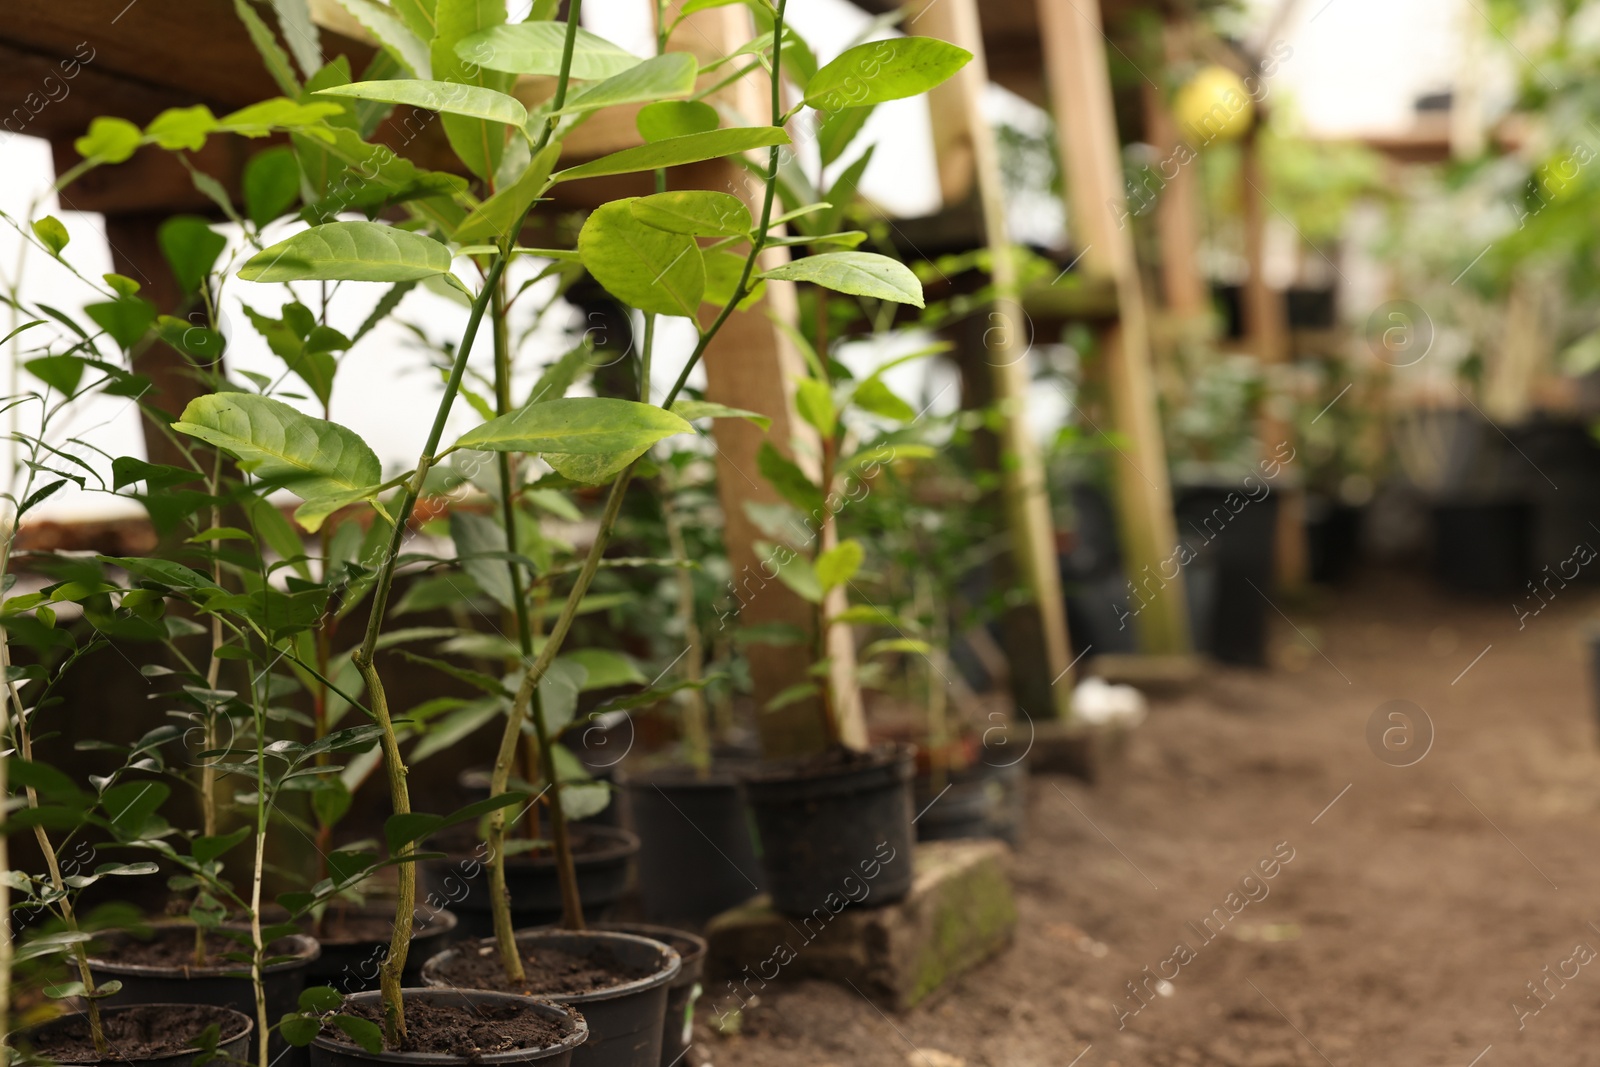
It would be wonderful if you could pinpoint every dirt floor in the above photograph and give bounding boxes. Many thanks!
[694,572,1600,1067]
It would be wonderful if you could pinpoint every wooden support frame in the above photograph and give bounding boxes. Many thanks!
[1036,0,1191,655]
[914,0,1077,717]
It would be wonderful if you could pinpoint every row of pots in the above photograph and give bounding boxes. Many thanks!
[20,920,703,1067]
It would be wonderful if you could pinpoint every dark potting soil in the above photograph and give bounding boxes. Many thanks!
[432,942,651,996]
[93,927,303,970]
[27,1004,248,1062]
[330,1000,568,1056]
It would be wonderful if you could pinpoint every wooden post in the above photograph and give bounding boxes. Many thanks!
[667,3,865,757]
[915,0,1076,717]
[1141,31,1209,320]
[1239,129,1307,588]
[1036,0,1191,655]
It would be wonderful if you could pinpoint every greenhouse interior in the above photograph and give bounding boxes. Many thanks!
[1,0,1598,1064]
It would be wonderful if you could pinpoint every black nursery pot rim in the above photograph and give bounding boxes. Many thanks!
[614,762,746,790]
[419,930,681,1005]
[439,826,640,869]
[742,742,914,799]
[536,922,707,986]
[12,1002,255,1064]
[309,988,587,1065]
[88,927,321,978]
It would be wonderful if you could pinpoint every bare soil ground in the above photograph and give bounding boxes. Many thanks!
[694,573,1600,1067]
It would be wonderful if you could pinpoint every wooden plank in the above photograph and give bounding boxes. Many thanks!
[1036,0,1191,656]
[913,0,1077,717]
[666,2,865,757]
[1140,30,1208,320]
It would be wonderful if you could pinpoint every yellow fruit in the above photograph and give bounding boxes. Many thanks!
[1174,65,1254,147]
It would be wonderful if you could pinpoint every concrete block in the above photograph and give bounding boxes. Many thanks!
[1026,717,1135,783]
[702,840,1016,1013]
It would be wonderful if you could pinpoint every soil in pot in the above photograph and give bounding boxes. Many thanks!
[421,930,680,1067]
[13,1003,253,1067]
[307,905,458,992]
[91,925,319,1067]
[582,924,704,1067]
[311,989,585,1067]
[618,764,763,924]
[422,825,638,939]
[743,743,915,917]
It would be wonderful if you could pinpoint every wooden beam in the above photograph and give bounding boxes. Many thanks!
[1036,0,1191,655]
[913,0,1077,718]
[1140,29,1209,320]
[667,2,865,757]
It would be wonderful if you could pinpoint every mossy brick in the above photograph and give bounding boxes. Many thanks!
[702,840,1016,1013]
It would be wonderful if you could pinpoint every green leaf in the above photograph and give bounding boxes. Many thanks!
[450,510,514,610]
[558,52,698,115]
[701,250,765,310]
[239,221,454,283]
[765,681,819,712]
[761,251,924,307]
[454,143,560,244]
[457,23,642,80]
[25,356,85,397]
[32,217,69,258]
[670,399,771,431]
[194,826,253,865]
[271,0,323,79]
[243,146,303,227]
[217,98,344,138]
[636,100,719,142]
[144,105,220,151]
[455,396,693,455]
[630,190,750,237]
[756,441,822,516]
[578,199,704,317]
[543,448,648,484]
[280,1015,322,1048]
[74,117,142,163]
[429,0,517,181]
[331,1015,384,1055]
[818,106,873,167]
[171,393,382,531]
[390,0,438,43]
[561,648,645,690]
[158,216,227,294]
[804,37,972,112]
[864,637,932,658]
[234,0,302,96]
[299,986,345,1014]
[815,539,863,593]
[315,80,527,126]
[335,0,432,76]
[794,378,835,437]
[852,377,915,421]
[553,127,791,183]
[834,604,900,626]
[540,656,587,735]
[85,298,155,351]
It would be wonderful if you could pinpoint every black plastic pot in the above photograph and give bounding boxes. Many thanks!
[743,744,915,916]
[309,989,586,1067]
[422,826,640,940]
[1305,495,1364,585]
[10,1003,253,1067]
[618,765,763,924]
[913,761,1026,845]
[307,906,459,993]
[1431,499,1532,595]
[552,923,705,1067]
[1174,483,1280,667]
[91,927,319,1067]
[421,930,680,1067]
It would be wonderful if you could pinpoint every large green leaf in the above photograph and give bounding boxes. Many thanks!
[543,446,650,485]
[557,52,698,116]
[172,394,381,532]
[635,100,718,142]
[456,23,642,80]
[158,216,227,294]
[578,199,704,317]
[314,80,526,126]
[815,539,863,593]
[552,127,790,183]
[454,396,692,455]
[630,190,750,236]
[239,221,454,283]
[761,251,924,307]
[670,399,771,431]
[803,38,972,112]
[454,143,559,244]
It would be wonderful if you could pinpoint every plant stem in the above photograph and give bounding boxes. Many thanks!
[813,289,841,747]
[482,0,587,970]
[352,252,507,1047]
[250,677,269,1067]
[661,474,709,773]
